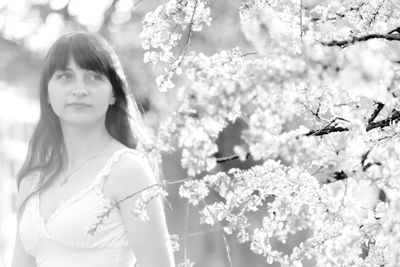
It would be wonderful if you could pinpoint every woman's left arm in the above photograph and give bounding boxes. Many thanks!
[110,153,175,267]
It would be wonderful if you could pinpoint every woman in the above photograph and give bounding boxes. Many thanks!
[11,32,175,267]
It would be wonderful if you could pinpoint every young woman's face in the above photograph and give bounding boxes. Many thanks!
[47,59,115,126]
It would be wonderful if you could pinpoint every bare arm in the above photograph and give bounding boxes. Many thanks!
[108,153,175,267]
[11,231,36,267]
[11,175,37,267]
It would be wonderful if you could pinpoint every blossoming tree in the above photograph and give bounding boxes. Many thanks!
[136,0,400,266]
[1,0,400,266]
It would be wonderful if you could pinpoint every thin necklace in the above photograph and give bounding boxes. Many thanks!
[60,138,113,186]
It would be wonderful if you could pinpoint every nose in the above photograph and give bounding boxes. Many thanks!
[72,79,88,97]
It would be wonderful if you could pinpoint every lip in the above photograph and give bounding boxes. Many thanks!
[67,103,91,108]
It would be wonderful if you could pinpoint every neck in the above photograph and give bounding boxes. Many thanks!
[61,122,112,167]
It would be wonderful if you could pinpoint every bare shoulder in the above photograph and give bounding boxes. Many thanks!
[106,150,158,202]
[16,172,37,210]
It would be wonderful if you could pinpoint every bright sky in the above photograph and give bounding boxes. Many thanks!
[0,83,39,123]
[0,0,116,51]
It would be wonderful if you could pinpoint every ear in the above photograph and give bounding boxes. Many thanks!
[110,95,116,105]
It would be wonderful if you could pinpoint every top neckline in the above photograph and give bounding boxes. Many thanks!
[37,147,137,230]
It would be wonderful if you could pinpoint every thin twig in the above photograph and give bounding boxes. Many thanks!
[338,179,348,212]
[297,99,325,121]
[366,0,386,27]
[166,177,194,185]
[201,200,233,267]
[117,183,163,205]
[300,0,303,40]
[177,0,199,58]
[222,233,233,267]
[184,228,222,238]
[376,132,399,142]
[241,52,258,57]
[133,0,143,7]
[110,149,252,206]
[183,203,190,262]
[158,0,199,88]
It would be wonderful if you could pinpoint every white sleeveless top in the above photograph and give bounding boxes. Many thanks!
[19,148,139,267]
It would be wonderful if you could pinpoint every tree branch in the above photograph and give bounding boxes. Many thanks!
[321,27,400,47]
[298,99,323,121]
[366,0,386,27]
[201,200,233,267]
[216,152,251,163]
[366,110,400,131]
[305,126,348,136]
[98,0,119,38]
[300,0,303,40]
[158,0,199,88]
[304,109,399,137]
[388,27,400,35]
[325,170,348,183]
[367,102,384,124]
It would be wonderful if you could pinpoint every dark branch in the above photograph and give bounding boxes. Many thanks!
[325,170,348,184]
[367,102,384,124]
[321,26,400,47]
[216,153,251,163]
[241,52,258,57]
[363,162,382,171]
[305,126,348,136]
[366,110,400,131]
[361,150,371,167]
[322,33,400,47]
[304,109,399,137]
[378,189,387,202]
[388,27,400,35]
[360,145,382,172]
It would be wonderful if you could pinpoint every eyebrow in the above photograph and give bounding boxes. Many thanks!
[56,67,73,72]
[57,67,98,72]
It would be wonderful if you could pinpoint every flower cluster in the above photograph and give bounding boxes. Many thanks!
[179,179,209,205]
[169,234,181,252]
[140,0,212,91]
[177,258,195,267]
[240,0,301,55]
[138,0,400,265]
[178,160,341,265]
[131,184,168,221]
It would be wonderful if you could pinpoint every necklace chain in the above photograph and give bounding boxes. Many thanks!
[60,138,113,186]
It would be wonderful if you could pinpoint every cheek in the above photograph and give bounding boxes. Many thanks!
[47,83,66,112]
[48,88,60,105]
[97,83,114,105]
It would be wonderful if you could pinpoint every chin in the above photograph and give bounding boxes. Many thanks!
[63,114,106,126]
[60,116,96,125]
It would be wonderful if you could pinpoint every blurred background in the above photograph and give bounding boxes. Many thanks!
[0,1,309,266]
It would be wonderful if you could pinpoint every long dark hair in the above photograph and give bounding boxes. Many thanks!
[16,31,155,217]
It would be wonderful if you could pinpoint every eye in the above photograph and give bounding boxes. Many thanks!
[87,72,104,81]
[55,72,72,80]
